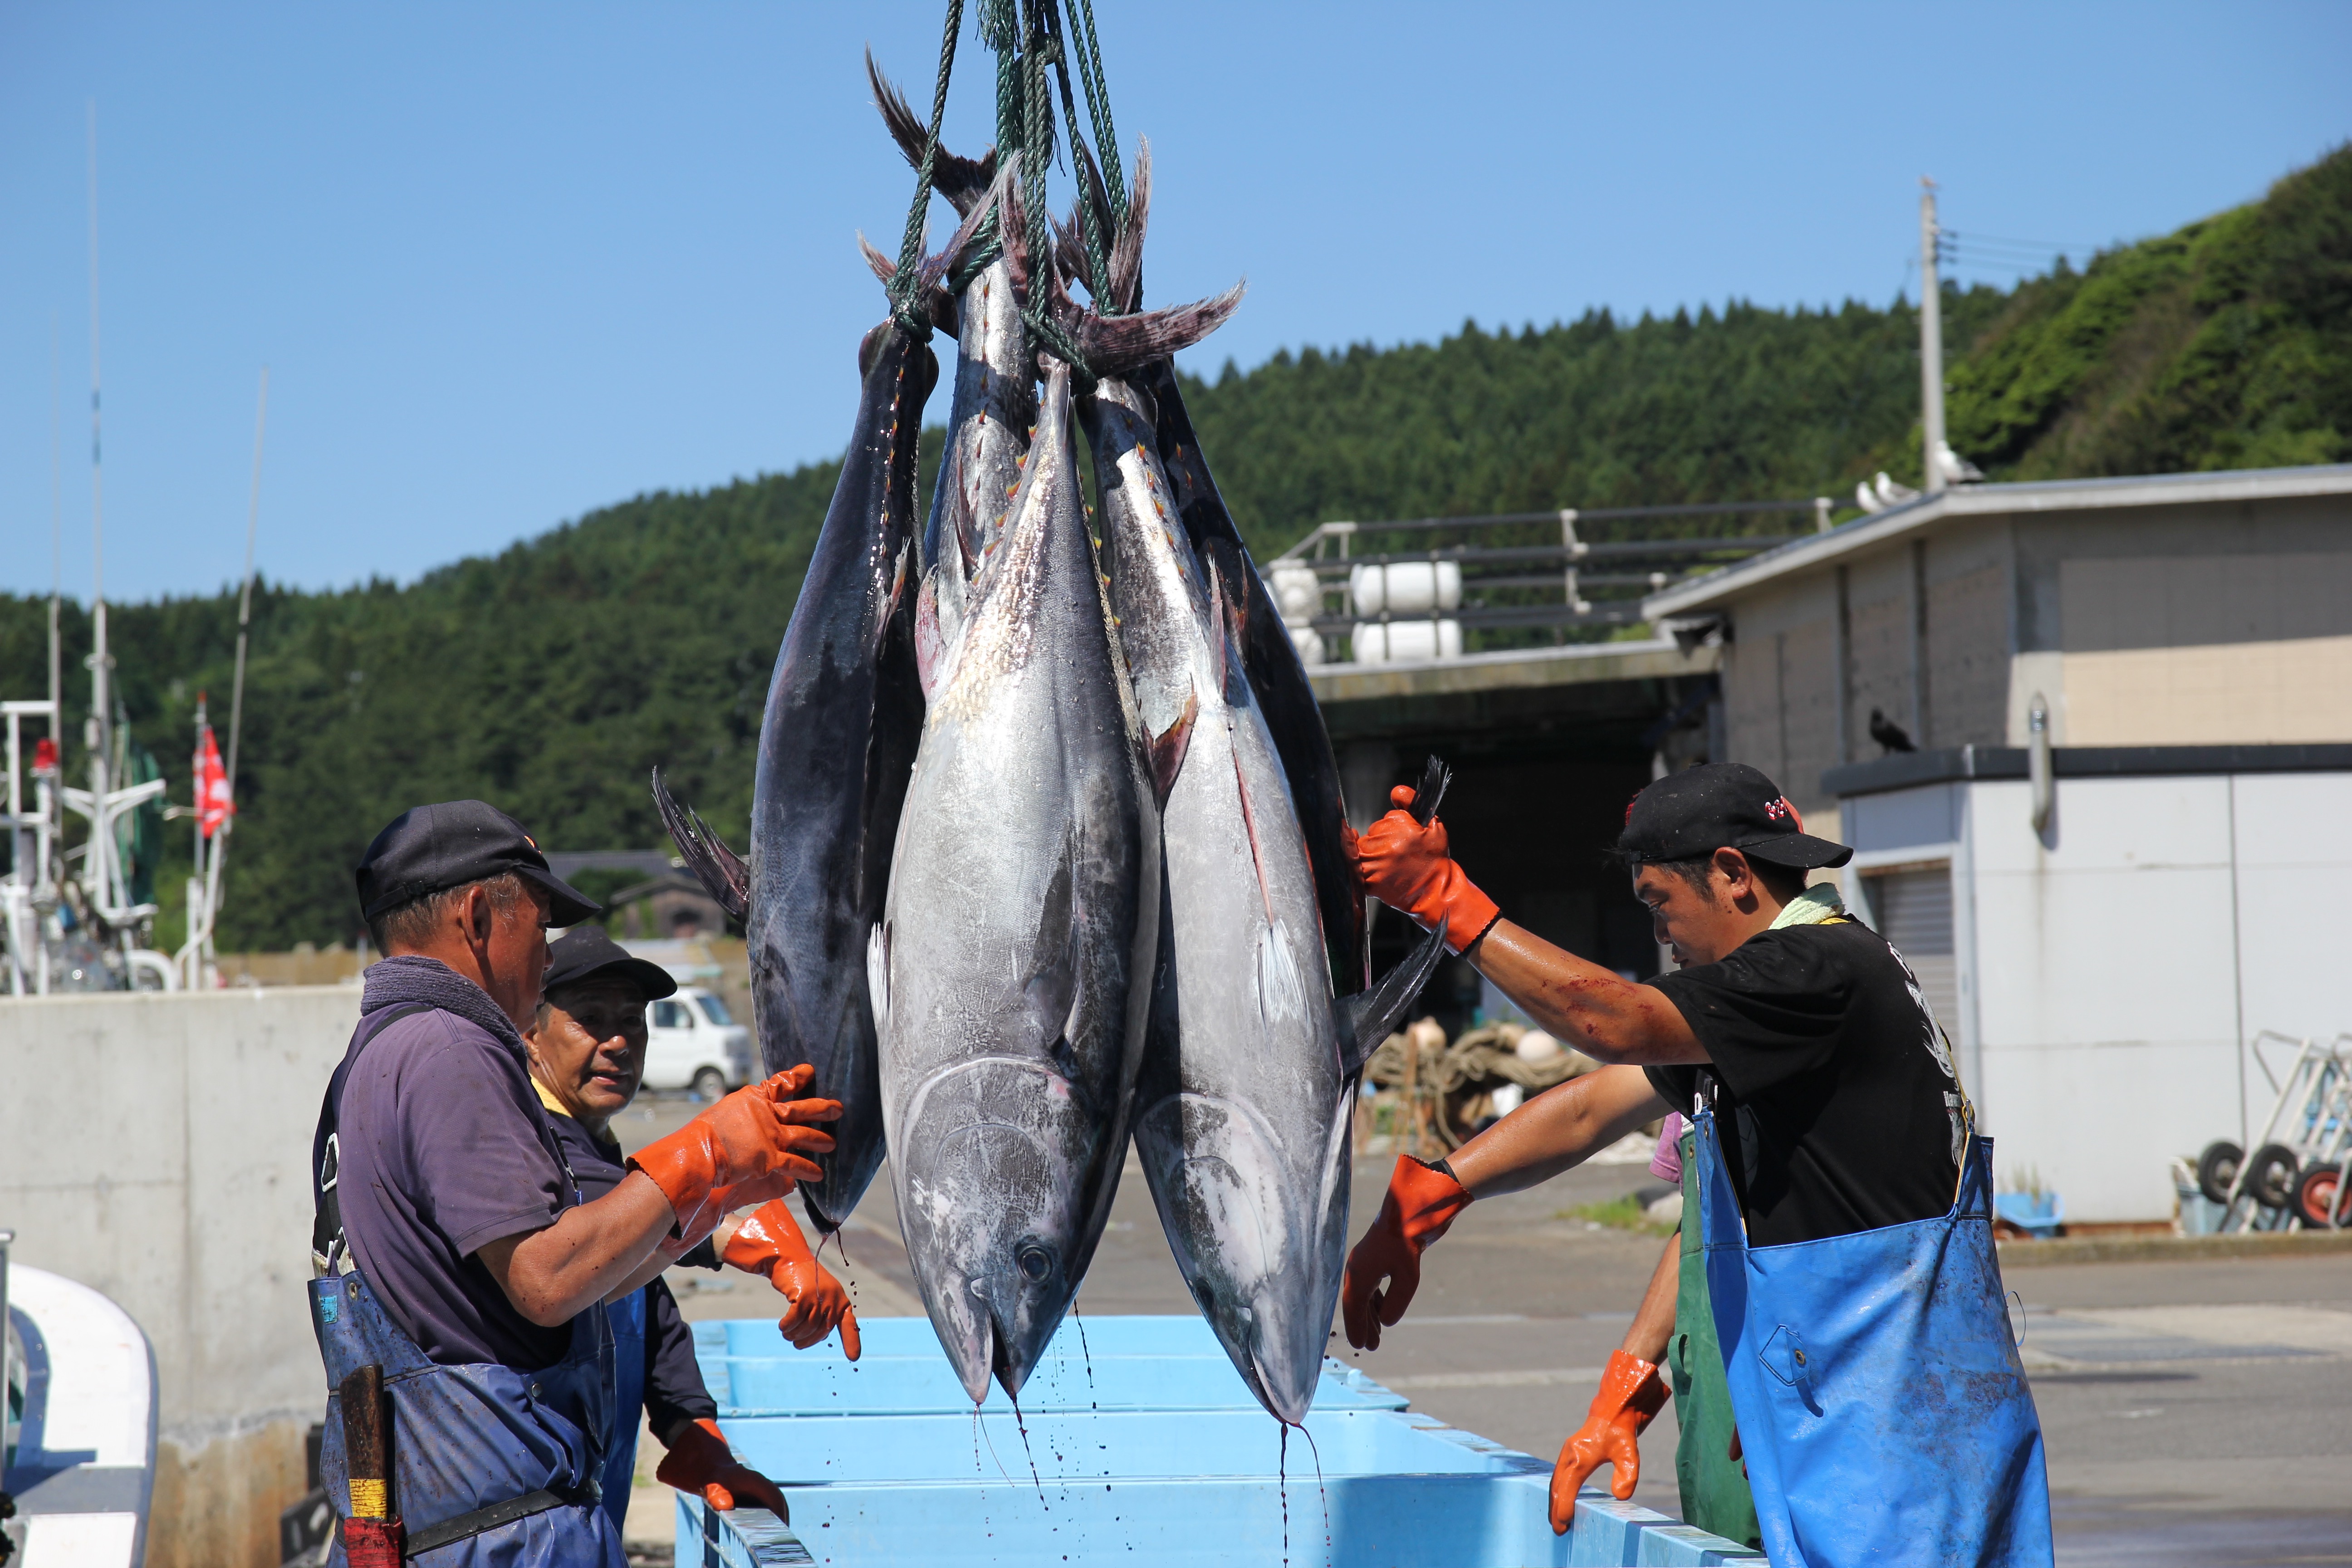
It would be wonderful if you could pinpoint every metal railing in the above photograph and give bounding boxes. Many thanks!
[1269,499,1829,659]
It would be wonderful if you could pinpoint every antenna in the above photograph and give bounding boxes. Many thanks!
[201,366,268,960]
[86,98,119,921]
[49,314,62,752]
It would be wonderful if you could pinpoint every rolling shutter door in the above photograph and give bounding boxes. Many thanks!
[1864,866,1957,1034]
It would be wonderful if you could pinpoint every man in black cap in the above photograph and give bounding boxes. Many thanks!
[310,801,840,1567]
[521,928,857,1534]
[1336,763,2032,1559]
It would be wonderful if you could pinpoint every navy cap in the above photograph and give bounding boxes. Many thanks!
[541,927,678,1003]
[355,800,602,926]
[1619,763,1853,870]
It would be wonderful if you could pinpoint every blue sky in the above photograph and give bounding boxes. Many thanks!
[4,1,2347,603]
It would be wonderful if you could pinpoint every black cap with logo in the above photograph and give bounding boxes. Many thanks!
[1618,762,1853,870]
[355,800,603,926]
[540,927,679,1004]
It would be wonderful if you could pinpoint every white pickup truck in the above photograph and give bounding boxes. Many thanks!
[642,986,755,1099]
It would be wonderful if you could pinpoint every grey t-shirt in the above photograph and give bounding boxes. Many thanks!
[329,983,575,1369]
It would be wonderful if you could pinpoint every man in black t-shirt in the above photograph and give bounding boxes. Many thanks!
[1338,761,1973,1540]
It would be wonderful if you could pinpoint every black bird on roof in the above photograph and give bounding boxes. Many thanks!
[1870,708,1917,755]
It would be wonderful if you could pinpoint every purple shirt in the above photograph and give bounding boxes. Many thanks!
[1650,1112,1686,1184]
[332,990,574,1370]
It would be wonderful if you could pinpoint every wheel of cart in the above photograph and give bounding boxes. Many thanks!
[2212,1032,2352,1232]
[2298,1163,2350,1229]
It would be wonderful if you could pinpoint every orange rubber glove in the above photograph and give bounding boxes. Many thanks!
[722,1199,862,1358]
[1352,785,1500,953]
[656,1418,791,1519]
[627,1067,839,1248]
[1548,1349,1670,1533]
[1339,1156,1473,1351]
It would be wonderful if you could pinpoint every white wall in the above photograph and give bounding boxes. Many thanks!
[1843,771,2352,1223]
[0,986,358,1448]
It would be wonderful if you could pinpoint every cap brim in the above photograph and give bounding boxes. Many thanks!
[544,954,679,1002]
[516,865,604,928]
[1740,832,1854,869]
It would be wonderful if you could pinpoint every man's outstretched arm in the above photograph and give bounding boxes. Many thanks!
[1351,786,1704,1068]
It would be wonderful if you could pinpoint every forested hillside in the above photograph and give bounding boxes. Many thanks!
[4,148,2344,951]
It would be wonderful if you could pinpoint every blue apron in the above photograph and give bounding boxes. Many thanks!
[309,1271,620,1566]
[311,1001,624,1567]
[1695,1107,2053,1568]
[598,1288,648,1536]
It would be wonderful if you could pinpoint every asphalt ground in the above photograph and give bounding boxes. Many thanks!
[614,1094,2352,1566]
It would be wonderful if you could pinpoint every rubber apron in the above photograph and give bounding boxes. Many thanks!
[310,1005,623,1567]
[597,1288,648,1536]
[1666,1126,1760,1550]
[1694,1107,2053,1568]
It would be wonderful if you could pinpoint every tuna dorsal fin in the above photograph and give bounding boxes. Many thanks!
[1146,686,1198,807]
[1333,919,1448,1079]
[651,768,750,922]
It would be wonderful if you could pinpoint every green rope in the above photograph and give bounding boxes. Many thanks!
[1065,0,1125,224]
[886,0,967,339]
[1039,5,1113,306]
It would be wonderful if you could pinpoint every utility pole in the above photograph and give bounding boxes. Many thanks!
[1920,177,1947,494]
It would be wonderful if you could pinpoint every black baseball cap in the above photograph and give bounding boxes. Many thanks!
[541,927,678,1003]
[355,800,602,926]
[1619,762,1853,870]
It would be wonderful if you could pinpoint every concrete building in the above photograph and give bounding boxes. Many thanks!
[1644,463,2352,1225]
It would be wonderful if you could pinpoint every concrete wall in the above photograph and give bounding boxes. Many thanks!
[1720,525,2016,813]
[0,985,360,1567]
[1842,771,2352,1224]
[1718,488,2352,776]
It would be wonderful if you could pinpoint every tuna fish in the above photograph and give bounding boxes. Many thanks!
[1142,357,1367,999]
[654,200,995,1235]
[870,60,1034,653]
[1050,155,1365,998]
[870,359,1161,1406]
[1060,181,1445,1423]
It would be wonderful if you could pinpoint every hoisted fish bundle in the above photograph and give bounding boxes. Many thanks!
[657,15,1445,1425]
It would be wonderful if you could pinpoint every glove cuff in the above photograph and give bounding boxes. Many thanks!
[1440,877,1502,955]
[1384,1154,1474,1246]
[1592,1348,1668,1428]
[628,1124,722,1228]
[655,1418,734,1492]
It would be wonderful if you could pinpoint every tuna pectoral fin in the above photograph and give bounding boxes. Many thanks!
[1146,687,1198,807]
[651,768,750,921]
[1332,919,1448,1078]
[865,922,890,1029]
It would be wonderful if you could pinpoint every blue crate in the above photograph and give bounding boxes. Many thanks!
[681,1315,1762,1567]
[693,1313,1408,1416]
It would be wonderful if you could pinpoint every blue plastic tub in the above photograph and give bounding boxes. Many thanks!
[680,1315,1760,1567]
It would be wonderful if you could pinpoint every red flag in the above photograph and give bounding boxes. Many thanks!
[196,725,235,839]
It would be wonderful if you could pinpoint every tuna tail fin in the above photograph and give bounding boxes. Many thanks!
[1332,919,1448,1079]
[919,157,1014,296]
[651,769,750,922]
[860,231,959,336]
[1407,753,1451,824]
[1055,139,1147,315]
[1105,139,1151,316]
[1067,282,1245,382]
[867,49,999,215]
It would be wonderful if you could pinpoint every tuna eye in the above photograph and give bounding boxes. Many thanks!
[1016,1245,1053,1282]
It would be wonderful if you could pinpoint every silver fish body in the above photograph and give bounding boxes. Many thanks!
[706,322,933,1235]
[1086,375,1353,1426]
[875,363,1158,1404]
